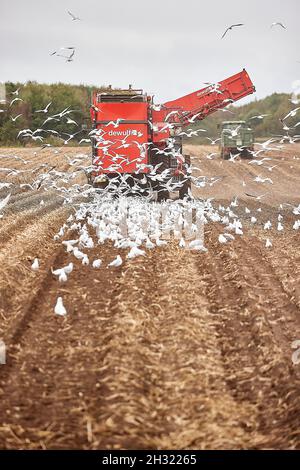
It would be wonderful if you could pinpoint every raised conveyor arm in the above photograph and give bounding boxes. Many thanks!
[162,69,255,125]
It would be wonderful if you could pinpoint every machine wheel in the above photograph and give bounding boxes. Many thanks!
[221,147,231,159]
[242,147,252,159]
[157,188,170,202]
[178,154,192,199]
[184,154,191,168]
[85,170,93,185]
[179,179,191,199]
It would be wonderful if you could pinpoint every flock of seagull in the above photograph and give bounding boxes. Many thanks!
[221,21,286,39]
[0,12,300,321]
[44,12,290,64]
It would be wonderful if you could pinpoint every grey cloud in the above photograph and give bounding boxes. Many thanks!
[0,0,299,103]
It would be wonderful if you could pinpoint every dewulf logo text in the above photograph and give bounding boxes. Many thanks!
[108,129,143,137]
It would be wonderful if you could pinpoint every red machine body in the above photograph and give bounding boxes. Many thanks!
[90,91,150,175]
[90,69,255,192]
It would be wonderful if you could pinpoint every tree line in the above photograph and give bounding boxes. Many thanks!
[0,81,105,146]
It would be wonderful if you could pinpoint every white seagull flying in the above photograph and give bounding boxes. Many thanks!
[221,23,244,39]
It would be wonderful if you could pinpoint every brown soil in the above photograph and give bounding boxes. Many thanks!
[0,145,300,449]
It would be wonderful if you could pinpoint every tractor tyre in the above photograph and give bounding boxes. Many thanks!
[179,179,192,199]
[184,154,191,168]
[157,188,170,202]
[178,154,192,199]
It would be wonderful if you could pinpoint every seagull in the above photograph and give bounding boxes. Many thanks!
[51,47,75,56]
[264,221,272,230]
[206,152,218,160]
[106,118,125,128]
[271,22,286,29]
[206,137,221,145]
[249,114,270,120]
[187,112,203,123]
[0,193,11,212]
[65,49,75,62]
[231,124,242,137]
[266,164,278,172]
[108,255,123,267]
[293,221,300,230]
[145,238,155,249]
[248,157,272,166]
[61,130,82,144]
[42,116,59,126]
[54,297,67,316]
[66,117,78,126]
[82,255,89,266]
[73,247,86,260]
[35,102,52,113]
[156,239,168,247]
[218,234,228,244]
[265,238,272,248]
[9,97,24,107]
[179,129,206,138]
[56,51,75,62]
[151,104,162,112]
[188,239,207,251]
[165,110,180,121]
[279,119,291,131]
[68,10,81,21]
[228,152,240,162]
[11,87,21,96]
[291,340,300,365]
[203,82,222,92]
[127,246,146,259]
[254,175,273,184]
[31,258,39,271]
[283,107,300,120]
[179,238,186,248]
[92,259,102,268]
[158,122,175,132]
[11,114,22,122]
[52,263,73,282]
[221,23,244,39]
[277,222,284,231]
[217,108,235,114]
[245,193,267,200]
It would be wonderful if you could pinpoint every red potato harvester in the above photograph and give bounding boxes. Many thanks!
[90,69,255,200]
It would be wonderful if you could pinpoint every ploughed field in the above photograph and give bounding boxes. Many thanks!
[0,144,300,449]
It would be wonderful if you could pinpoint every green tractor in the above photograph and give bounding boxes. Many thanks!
[220,120,254,159]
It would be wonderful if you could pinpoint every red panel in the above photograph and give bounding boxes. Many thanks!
[91,100,149,174]
[95,102,148,122]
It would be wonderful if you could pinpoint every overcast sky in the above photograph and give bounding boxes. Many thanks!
[0,0,299,104]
